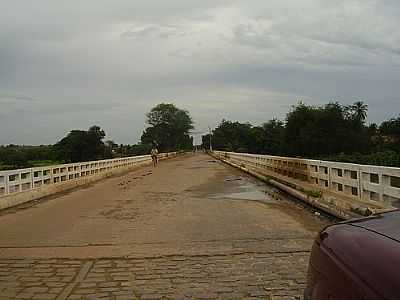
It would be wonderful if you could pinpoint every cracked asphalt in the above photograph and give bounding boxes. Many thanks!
[0,153,330,300]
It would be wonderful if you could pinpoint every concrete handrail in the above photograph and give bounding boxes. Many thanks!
[0,152,177,199]
[213,151,400,208]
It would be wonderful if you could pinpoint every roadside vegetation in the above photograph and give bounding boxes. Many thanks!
[0,103,193,170]
[202,101,400,167]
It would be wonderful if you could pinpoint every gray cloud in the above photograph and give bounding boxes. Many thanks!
[0,94,36,102]
[0,0,399,145]
[121,24,187,39]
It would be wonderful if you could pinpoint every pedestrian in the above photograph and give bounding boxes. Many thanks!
[150,146,159,167]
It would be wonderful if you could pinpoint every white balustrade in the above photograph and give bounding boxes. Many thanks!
[213,151,400,206]
[0,152,176,198]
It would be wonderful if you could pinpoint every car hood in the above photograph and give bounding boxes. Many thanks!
[348,210,400,242]
[320,211,400,300]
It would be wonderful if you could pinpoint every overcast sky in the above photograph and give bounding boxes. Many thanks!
[1,0,400,145]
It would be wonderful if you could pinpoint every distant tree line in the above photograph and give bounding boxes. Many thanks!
[202,101,400,167]
[0,126,115,170]
[0,145,56,170]
[0,103,194,170]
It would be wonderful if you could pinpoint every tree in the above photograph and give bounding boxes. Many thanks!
[0,145,27,168]
[209,120,253,152]
[141,103,194,151]
[262,119,285,155]
[284,102,318,156]
[54,125,107,162]
[284,102,370,157]
[202,134,212,150]
[379,116,400,152]
[347,101,368,126]
[87,126,106,158]
[249,126,266,154]
[104,140,117,158]
[380,116,400,137]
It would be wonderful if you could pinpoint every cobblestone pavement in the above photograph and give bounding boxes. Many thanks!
[0,154,330,300]
[1,252,309,300]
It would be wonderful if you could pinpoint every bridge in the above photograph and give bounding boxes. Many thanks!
[0,152,399,300]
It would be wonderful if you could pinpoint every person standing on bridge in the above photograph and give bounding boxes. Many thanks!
[150,145,159,167]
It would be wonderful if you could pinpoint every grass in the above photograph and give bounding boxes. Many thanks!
[350,206,373,216]
[0,164,14,171]
[28,160,63,167]
[0,160,63,171]
[305,190,323,198]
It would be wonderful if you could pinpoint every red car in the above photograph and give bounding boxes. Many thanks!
[305,210,400,300]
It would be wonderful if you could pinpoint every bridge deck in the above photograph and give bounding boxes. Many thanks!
[0,153,329,300]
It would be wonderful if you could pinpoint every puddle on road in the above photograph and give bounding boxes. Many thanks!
[186,160,221,170]
[187,165,332,231]
[213,185,269,201]
[209,176,276,203]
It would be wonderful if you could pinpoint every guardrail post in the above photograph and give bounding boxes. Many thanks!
[379,172,383,202]
[358,168,363,201]
[328,164,332,190]
[5,172,9,195]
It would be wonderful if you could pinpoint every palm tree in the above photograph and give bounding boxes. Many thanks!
[351,101,368,123]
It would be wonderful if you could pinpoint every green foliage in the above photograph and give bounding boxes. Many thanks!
[378,117,400,153]
[207,118,284,155]
[380,117,400,136]
[0,145,56,169]
[28,160,63,167]
[211,120,253,152]
[347,101,368,125]
[54,125,106,163]
[141,103,194,151]
[203,101,400,167]
[115,143,152,157]
[306,190,323,198]
[0,103,196,168]
[284,102,371,156]
[0,164,14,171]
[202,134,212,150]
[322,151,400,167]
[262,119,285,155]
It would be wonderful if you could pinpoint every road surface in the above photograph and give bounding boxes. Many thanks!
[0,153,330,300]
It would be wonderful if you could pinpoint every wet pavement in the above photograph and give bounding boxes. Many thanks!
[0,153,330,300]
[209,176,274,202]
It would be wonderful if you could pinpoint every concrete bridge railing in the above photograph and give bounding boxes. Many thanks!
[0,152,178,210]
[213,151,400,217]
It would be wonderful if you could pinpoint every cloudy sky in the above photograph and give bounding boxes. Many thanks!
[1,0,399,145]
